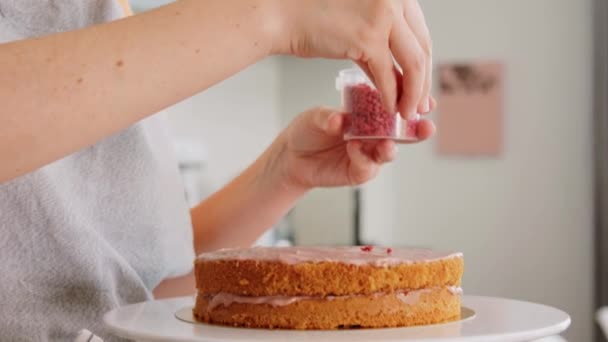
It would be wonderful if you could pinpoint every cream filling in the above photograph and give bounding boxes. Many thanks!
[205,286,462,311]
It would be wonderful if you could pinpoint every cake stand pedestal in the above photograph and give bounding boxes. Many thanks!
[104,295,570,342]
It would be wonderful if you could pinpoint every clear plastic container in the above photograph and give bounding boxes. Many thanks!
[336,67,419,142]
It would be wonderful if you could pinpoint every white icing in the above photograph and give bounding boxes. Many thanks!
[395,289,433,305]
[197,246,462,267]
[204,287,463,311]
[448,286,463,295]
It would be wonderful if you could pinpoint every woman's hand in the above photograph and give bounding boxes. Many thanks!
[275,107,435,190]
[274,0,435,119]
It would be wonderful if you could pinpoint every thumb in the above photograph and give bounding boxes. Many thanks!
[309,106,346,136]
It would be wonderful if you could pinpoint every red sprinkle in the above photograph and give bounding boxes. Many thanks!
[345,84,419,139]
[360,245,374,252]
[387,248,393,255]
[406,120,418,138]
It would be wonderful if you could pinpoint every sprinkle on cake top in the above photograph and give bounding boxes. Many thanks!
[196,246,462,267]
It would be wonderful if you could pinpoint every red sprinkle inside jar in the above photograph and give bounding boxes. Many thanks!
[336,67,419,142]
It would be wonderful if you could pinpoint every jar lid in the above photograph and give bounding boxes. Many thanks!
[335,67,371,91]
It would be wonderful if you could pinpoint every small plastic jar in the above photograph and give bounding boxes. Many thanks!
[336,67,418,142]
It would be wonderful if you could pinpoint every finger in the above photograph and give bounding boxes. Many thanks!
[390,20,426,120]
[404,1,433,114]
[325,112,348,136]
[368,51,398,113]
[346,140,379,185]
[375,140,397,163]
[310,107,344,134]
[361,141,377,156]
[418,53,432,115]
[416,119,436,140]
[357,61,404,113]
[394,118,435,144]
[360,141,381,162]
[359,140,392,164]
[429,96,437,112]
[355,61,374,83]
[420,57,433,115]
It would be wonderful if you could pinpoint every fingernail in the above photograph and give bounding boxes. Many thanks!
[422,98,430,113]
[321,121,328,131]
[322,115,332,131]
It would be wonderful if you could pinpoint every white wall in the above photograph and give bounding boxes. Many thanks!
[397,1,593,341]
[278,58,356,245]
[165,58,282,189]
[129,0,173,13]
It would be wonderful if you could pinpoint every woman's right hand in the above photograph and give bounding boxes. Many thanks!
[273,0,434,120]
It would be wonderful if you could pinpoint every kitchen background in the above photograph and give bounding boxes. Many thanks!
[132,1,594,341]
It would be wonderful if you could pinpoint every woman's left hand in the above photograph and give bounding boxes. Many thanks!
[274,107,435,191]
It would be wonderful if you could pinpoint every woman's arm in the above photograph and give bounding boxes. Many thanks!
[153,135,304,299]
[1,0,434,185]
[189,135,304,255]
[153,107,436,298]
[189,107,435,254]
[0,0,279,183]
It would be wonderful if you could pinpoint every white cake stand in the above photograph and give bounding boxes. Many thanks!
[103,295,570,342]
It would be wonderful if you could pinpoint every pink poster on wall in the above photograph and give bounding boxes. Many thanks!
[437,62,504,156]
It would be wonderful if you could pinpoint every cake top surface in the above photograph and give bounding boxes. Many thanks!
[196,246,462,266]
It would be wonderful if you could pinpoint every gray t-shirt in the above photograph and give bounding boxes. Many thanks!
[0,1,195,341]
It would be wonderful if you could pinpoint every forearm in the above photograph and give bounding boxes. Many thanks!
[190,136,306,254]
[0,0,279,183]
